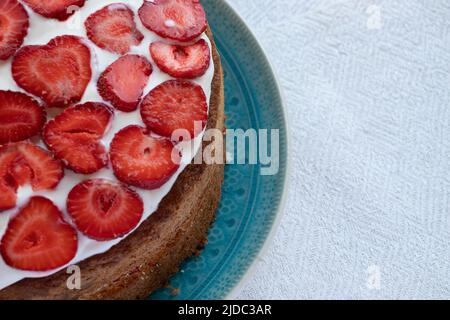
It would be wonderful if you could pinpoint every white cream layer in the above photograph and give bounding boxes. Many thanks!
[0,0,214,290]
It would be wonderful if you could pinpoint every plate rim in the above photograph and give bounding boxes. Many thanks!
[219,0,292,300]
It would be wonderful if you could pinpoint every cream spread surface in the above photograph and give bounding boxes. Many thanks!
[0,0,214,290]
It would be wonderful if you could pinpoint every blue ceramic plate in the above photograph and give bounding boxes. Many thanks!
[150,0,288,300]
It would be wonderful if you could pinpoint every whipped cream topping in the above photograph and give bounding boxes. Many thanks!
[0,0,214,290]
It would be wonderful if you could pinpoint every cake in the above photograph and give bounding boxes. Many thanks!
[0,0,224,299]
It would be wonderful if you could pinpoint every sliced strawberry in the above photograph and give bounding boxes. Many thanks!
[85,4,144,55]
[150,40,210,79]
[22,0,86,21]
[12,35,92,108]
[0,196,77,271]
[97,55,152,112]
[110,126,180,190]
[0,185,17,212]
[43,102,113,174]
[0,142,63,211]
[67,179,143,241]
[0,91,46,144]
[138,0,207,42]
[0,143,63,190]
[0,0,29,60]
[0,150,19,212]
[140,80,207,140]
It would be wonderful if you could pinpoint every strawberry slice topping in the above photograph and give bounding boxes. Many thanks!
[67,179,144,241]
[0,91,46,144]
[85,4,144,55]
[138,0,207,42]
[150,39,210,79]
[0,0,29,60]
[12,35,92,108]
[0,196,77,271]
[110,126,180,190]
[140,80,207,140]
[98,55,152,112]
[22,0,86,21]
[0,142,63,211]
[43,102,113,174]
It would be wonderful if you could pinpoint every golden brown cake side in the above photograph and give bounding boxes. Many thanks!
[0,27,225,300]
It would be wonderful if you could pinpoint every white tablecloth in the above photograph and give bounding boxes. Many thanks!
[229,0,450,299]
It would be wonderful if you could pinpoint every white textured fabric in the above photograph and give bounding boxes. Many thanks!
[229,0,450,300]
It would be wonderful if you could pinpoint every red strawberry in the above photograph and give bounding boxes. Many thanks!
[0,152,19,212]
[140,80,207,140]
[12,35,92,108]
[67,179,144,241]
[0,91,46,144]
[43,102,113,174]
[150,40,210,79]
[0,196,77,271]
[138,0,207,42]
[97,55,152,112]
[22,0,86,21]
[110,126,180,190]
[85,4,144,55]
[0,142,63,211]
[0,0,29,60]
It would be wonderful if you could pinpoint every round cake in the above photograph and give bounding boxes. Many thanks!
[0,0,224,299]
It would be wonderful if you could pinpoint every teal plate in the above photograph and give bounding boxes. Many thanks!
[150,0,288,300]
